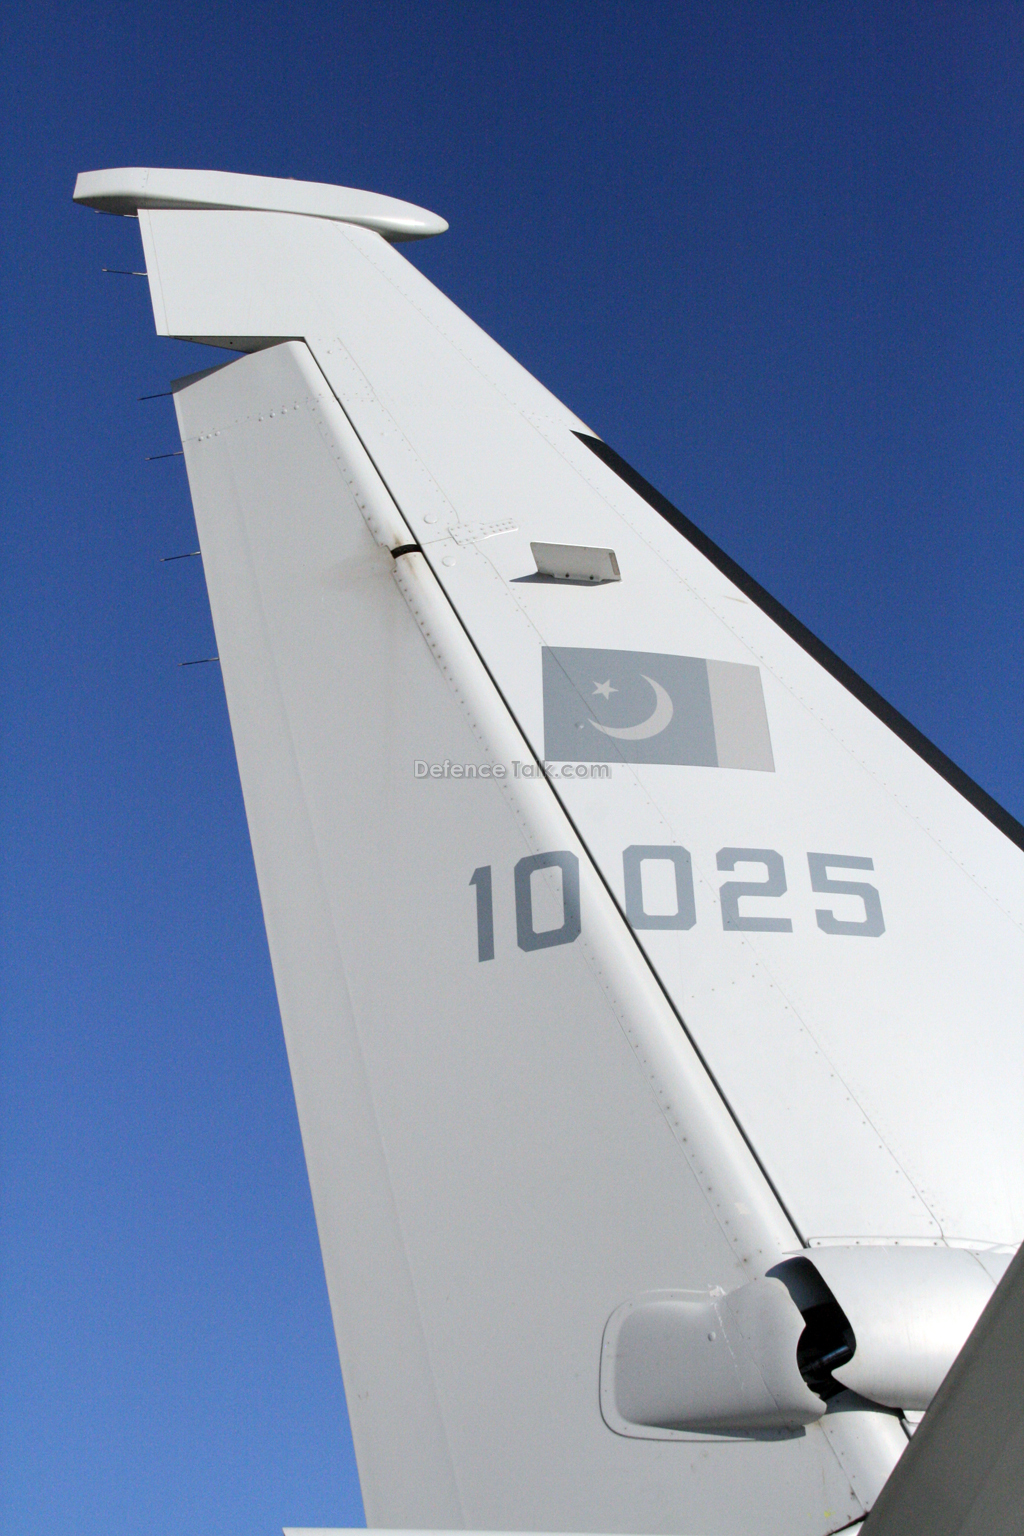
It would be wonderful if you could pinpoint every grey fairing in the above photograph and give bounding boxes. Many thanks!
[602,1281,826,1435]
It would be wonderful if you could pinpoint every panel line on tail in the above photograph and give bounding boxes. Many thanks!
[304,343,812,1252]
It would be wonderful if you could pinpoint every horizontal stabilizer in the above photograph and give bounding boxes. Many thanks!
[73,166,447,240]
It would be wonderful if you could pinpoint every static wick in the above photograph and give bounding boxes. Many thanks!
[179,657,219,667]
[101,267,148,276]
[162,550,201,562]
[139,390,172,401]
[146,450,184,461]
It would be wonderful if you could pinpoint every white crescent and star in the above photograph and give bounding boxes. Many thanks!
[590,675,675,740]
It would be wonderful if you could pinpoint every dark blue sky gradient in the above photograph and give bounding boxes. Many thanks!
[2,4,1021,1534]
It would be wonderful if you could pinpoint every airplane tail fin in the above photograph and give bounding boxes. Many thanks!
[80,168,1024,1536]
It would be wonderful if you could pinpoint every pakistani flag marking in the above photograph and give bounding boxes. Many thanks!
[542,646,775,770]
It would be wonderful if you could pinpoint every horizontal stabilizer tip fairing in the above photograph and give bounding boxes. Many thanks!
[80,168,1024,1536]
[72,166,448,240]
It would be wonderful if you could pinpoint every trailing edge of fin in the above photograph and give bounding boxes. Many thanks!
[575,432,1024,853]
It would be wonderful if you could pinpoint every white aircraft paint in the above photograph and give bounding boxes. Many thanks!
[79,168,1024,1536]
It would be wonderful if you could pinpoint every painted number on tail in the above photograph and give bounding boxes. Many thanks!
[471,847,884,960]
[470,852,581,961]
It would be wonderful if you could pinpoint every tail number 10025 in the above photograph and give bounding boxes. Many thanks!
[469,847,884,961]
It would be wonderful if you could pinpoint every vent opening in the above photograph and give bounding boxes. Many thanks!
[768,1255,857,1402]
[796,1301,856,1399]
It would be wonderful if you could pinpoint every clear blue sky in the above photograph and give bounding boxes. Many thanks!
[1,4,1021,1533]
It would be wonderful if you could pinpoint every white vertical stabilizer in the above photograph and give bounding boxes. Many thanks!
[79,169,1024,1536]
